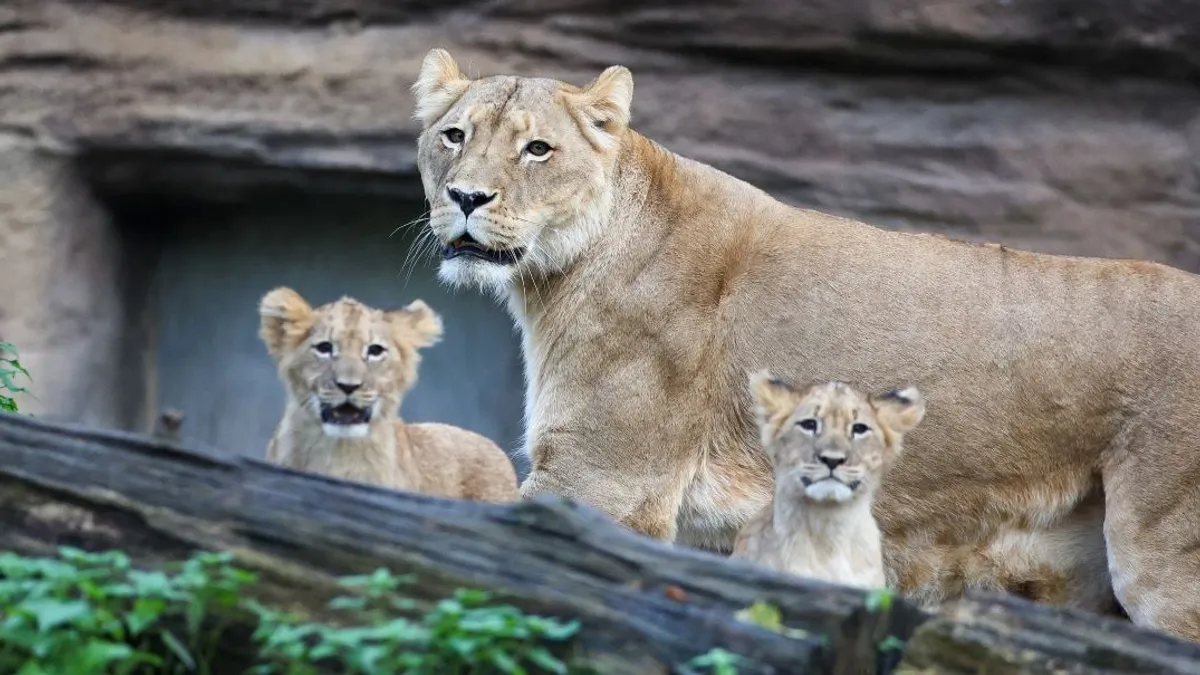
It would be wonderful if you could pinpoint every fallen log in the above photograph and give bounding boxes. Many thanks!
[897,593,1200,674]
[0,412,921,674]
[0,412,1198,674]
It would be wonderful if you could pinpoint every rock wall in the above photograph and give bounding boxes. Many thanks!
[0,0,1197,424]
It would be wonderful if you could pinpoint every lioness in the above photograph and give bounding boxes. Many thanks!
[411,49,1200,639]
[258,286,518,502]
[731,375,924,590]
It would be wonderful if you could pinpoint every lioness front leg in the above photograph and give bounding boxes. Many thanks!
[520,447,687,542]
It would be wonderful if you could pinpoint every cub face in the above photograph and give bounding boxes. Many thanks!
[749,372,926,504]
[411,48,635,294]
[258,287,443,438]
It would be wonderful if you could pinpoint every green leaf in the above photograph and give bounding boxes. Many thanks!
[9,360,29,379]
[0,369,27,394]
[127,596,166,636]
[160,629,196,670]
[15,662,49,675]
[74,640,135,672]
[734,601,783,631]
[538,618,580,641]
[527,647,568,674]
[684,647,742,675]
[865,588,895,613]
[328,596,367,611]
[733,600,808,639]
[20,598,90,632]
[491,650,522,674]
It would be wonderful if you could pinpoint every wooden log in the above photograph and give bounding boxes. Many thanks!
[4,412,1200,674]
[897,592,1200,674]
[0,412,924,674]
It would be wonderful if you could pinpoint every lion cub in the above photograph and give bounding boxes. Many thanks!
[731,372,926,589]
[258,287,518,502]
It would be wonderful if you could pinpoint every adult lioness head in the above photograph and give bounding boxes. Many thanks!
[258,287,443,438]
[750,372,926,504]
[412,48,633,293]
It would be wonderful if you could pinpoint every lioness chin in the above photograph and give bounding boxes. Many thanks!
[411,48,1200,640]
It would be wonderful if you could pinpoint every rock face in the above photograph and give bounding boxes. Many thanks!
[0,0,1198,428]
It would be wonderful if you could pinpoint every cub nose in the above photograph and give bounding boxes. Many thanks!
[447,187,496,217]
[336,381,361,395]
[819,454,846,470]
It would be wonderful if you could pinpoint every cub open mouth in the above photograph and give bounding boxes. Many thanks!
[320,403,372,426]
[442,233,524,265]
[801,476,861,490]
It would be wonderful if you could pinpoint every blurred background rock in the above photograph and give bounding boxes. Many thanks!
[0,0,1197,477]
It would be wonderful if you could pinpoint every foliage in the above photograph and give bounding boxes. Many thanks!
[0,548,585,675]
[733,600,809,639]
[0,342,30,413]
[864,587,895,613]
[250,567,583,675]
[0,548,251,675]
[680,647,741,675]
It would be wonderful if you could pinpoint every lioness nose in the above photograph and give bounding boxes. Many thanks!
[819,454,846,470]
[335,381,361,395]
[447,187,496,216]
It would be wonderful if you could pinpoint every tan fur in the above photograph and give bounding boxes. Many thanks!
[732,375,924,590]
[258,287,518,502]
[412,50,1200,640]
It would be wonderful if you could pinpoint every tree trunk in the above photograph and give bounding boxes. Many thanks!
[0,413,1197,674]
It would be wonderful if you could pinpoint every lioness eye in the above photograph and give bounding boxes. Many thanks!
[851,422,870,436]
[525,140,552,157]
[797,419,818,433]
[443,128,465,144]
[366,344,386,358]
[314,341,334,355]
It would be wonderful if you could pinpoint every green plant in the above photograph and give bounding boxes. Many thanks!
[0,547,255,675]
[733,600,809,639]
[864,587,895,613]
[0,341,30,413]
[250,568,584,675]
[680,647,741,675]
[0,549,586,674]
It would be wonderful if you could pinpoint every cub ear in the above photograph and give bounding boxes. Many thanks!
[870,386,926,436]
[259,287,315,360]
[573,64,634,133]
[748,369,799,423]
[412,48,472,128]
[387,299,444,350]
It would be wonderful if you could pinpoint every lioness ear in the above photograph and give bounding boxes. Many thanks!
[412,48,472,128]
[259,287,314,360]
[870,386,926,436]
[387,299,444,350]
[574,65,634,132]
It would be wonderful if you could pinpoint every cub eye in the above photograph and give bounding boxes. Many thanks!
[314,341,334,356]
[525,140,552,157]
[443,127,465,144]
[797,418,819,433]
[851,422,871,436]
[366,344,386,358]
